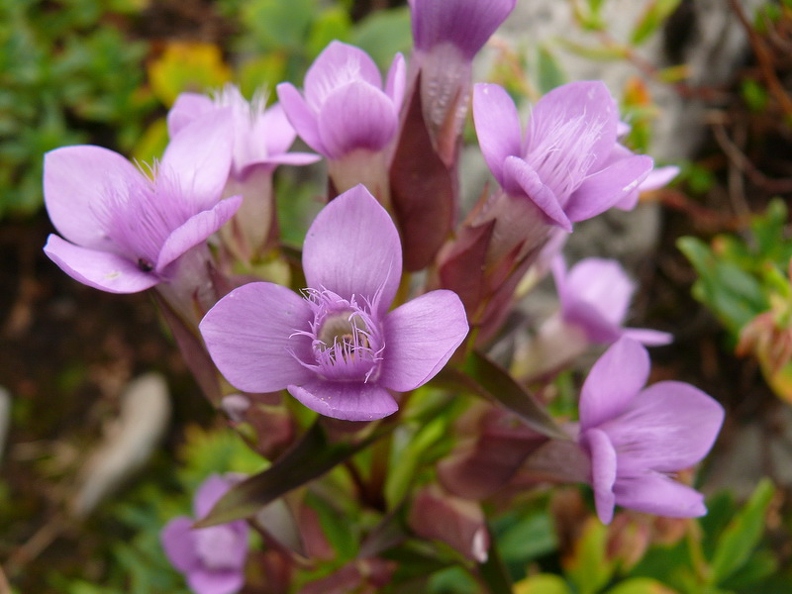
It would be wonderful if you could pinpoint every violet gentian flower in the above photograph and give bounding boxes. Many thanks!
[473,82,654,231]
[409,0,516,60]
[43,110,241,295]
[161,474,249,594]
[577,338,724,524]
[168,85,318,179]
[552,256,672,346]
[610,121,680,210]
[199,185,468,421]
[406,0,516,164]
[167,85,319,261]
[276,42,405,161]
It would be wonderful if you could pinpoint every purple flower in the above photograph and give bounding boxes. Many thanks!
[615,163,680,210]
[199,185,469,421]
[276,42,405,160]
[408,0,516,59]
[161,475,249,594]
[610,121,679,210]
[552,256,672,346]
[43,110,241,294]
[578,338,724,524]
[167,85,319,261]
[168,85,319,179]
[473,82,654,231]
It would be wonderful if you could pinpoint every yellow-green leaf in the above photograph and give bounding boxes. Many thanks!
[514,574,572,594]
[630,0,683,46]
[563,517,615,594]
[148,42,232,107]
[605,577,679,594]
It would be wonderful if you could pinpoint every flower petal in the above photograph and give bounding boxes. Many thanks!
[187,568,245,594]
[473,84,523,186]
[168,92,214,137]
[44,234,160,293]
[385,53,406,111]
[565,258,635,326]
[257,102,298,157]
[156,195,242,272]
[200,282,316,393]
[502,157,572,231]
[317,82,398,159]
[583,428,617,525]
[44,145,142,249]
[302,185,402,315]
[526,81,618,171]
[410,0,516,58]
[276,83,325,155]
[579,337,649,431]
[605,380,724,475]
[379,290,468,392]
[304,41,383,109]
[194,474,233,519]
[287,379,398,421]
[161,108,234,210]
[565,155,653,223]
[562,298,623,345]
[613,472,707,518]
[622,327,673,346]
[161,516,199,573]
[242,152,320,171]
[614,164,680,211]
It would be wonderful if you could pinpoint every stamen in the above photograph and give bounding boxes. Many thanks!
[290,288,385,382]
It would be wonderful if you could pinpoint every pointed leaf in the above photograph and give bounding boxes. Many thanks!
[196,420,390,527]
[710,478,775,584]
[514,574,572,594]
[439,351,567,439]
[630,0,683,46]
[604,578,678,594]
[389,75,456,271]
[563,518,615,594]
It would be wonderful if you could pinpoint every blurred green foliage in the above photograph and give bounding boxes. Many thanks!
[0,0,156,219]
[0,0,412,220]
[679,200,792,340]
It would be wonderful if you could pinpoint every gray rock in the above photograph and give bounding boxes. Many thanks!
[71,373,171,518]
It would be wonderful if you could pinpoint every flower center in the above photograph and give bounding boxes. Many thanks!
[293,288,384,382]
[317,312,371,357]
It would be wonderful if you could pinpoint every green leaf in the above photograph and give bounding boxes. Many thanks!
[710,478,774,584]
[196,420,391,526]
[630,0,683,46]
[678,236,768,335]
[721,548,777,589]
[443,351,567,439]
[307,7,352,60]
[604,577,678,594]
[740,78,769,112]
[242,0,315,51]
[556,38,629,61]
[536,46,566,94]
[495,508,558,566]
[306,491,359,560]
[351,7,412,70]
[385,414,448,508]
[514,574,572,594]
[563,518,615,594]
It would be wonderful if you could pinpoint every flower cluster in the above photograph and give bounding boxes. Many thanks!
[40,0,724,591]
